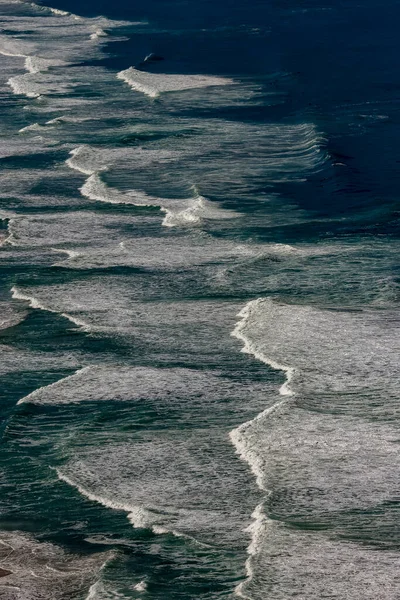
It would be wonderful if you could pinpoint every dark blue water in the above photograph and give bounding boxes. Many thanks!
[0,1,399,598]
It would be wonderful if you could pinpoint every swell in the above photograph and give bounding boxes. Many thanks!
[229,298,295,599]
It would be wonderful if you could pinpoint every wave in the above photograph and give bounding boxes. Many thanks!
[79,172,239,227]
[56,468,205,546]
[11,285,89,330]
[65,144,184,176]
[232,297,400,401]
[23,2,76,18]
[46,115,88,125]
[231,299,295,397]
[19,121,48,133]
[51,247,82,259]
[117,67,234,98]
[25,55,66,74]
[133,581,147,592]
[90,28,108,41]
[56,468,164,528]
[66,146,108,175]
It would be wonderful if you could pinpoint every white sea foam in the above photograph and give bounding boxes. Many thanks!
[234,504,274,600]
[66,145,183,176]
[84,579,129,600]
[4,211,142,251]
[233,297,400,401]
[117,67,234,98]
[7,73,41,97]
[4,208,294,273]
[7,280,243,352]
[47,6,72,17]
[0,344,80,376]
[8,69,79,98]
[52,247,82,259]
[0,34,35,58]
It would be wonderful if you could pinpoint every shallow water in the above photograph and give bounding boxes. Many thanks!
[0,0,399,598]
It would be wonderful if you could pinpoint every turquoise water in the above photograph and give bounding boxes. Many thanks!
[0,0,399,598]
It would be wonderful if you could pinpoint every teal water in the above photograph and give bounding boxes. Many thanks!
[0,1,399,598]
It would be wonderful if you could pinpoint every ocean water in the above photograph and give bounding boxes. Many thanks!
[0,0,399,598]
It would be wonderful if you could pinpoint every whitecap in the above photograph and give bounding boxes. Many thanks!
[117,67,234,98]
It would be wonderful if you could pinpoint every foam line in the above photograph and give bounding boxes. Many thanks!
[229,298,295,599]
[231,299,295,397]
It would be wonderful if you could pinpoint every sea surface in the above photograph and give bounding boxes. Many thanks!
[0,0,399,598]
